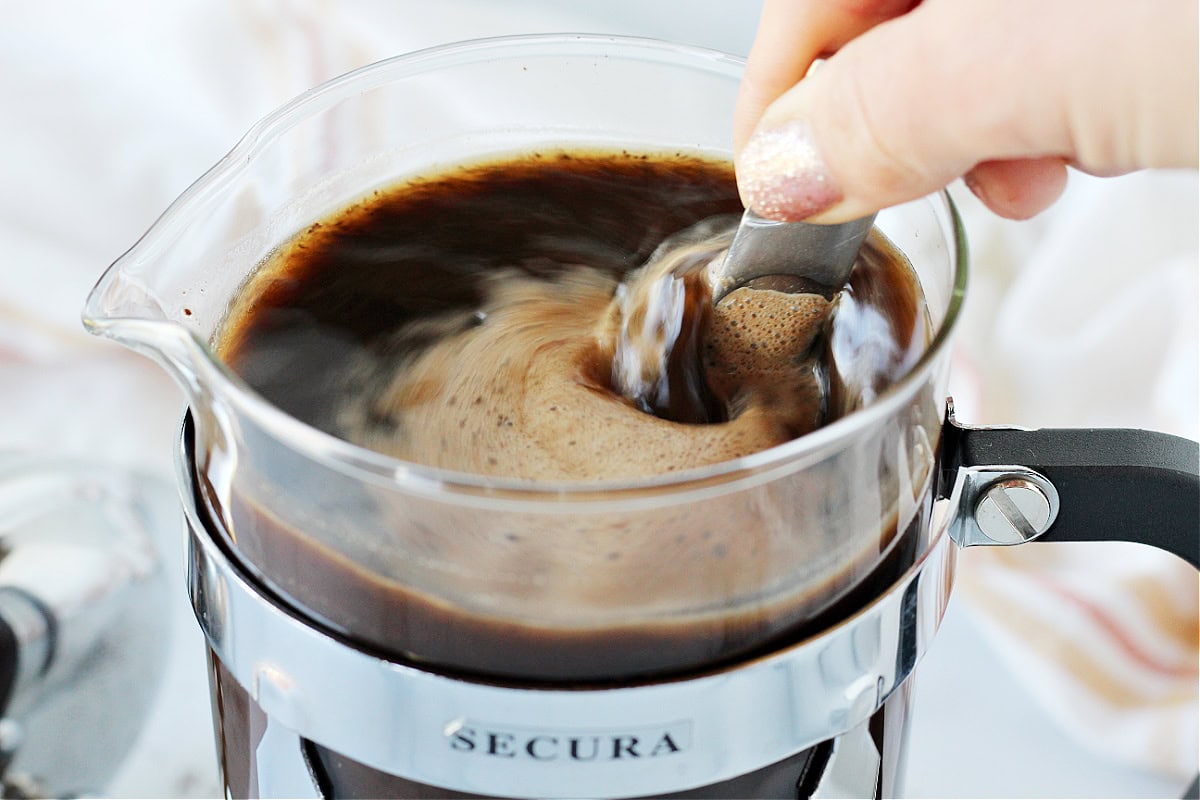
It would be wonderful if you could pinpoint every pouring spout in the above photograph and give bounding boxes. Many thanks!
[83,264,172,332]
[83,263,220,406]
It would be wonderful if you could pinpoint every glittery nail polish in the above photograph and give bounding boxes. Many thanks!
[738,120,841,221]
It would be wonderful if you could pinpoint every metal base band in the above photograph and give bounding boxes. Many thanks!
[181,422,956,798]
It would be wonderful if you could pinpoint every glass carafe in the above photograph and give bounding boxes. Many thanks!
[83,35,963,682]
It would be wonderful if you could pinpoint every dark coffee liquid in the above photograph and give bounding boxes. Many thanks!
[208,150,929,682]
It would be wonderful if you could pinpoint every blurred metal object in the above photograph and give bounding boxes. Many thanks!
[0,455,173,797]
[710,210,876,301]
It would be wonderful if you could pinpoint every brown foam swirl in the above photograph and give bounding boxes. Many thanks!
[339,236,832,480]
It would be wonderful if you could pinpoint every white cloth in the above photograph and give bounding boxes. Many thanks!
[0,1,1195,795]
[947,171,1200,780]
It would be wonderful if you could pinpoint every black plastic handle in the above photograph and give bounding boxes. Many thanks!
[944,423,1199,568]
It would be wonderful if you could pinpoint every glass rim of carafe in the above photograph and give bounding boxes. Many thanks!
[85,33,969,504]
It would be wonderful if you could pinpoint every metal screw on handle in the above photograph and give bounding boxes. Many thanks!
[948,466,1062,550]
[974,479,1055,545]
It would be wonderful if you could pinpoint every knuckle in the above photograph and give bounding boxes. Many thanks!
[838,63,928,193]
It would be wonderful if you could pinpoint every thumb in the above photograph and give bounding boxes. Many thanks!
[734,0,1135,222]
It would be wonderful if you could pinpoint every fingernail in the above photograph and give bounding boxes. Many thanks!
[961,170,987,204]
[738,120,841,221]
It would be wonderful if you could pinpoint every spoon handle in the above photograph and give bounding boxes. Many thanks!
[712,210,876,300]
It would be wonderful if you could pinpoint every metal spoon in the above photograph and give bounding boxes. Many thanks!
[708,210,876,302]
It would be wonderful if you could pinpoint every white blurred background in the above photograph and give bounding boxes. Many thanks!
[0,2,1195,797]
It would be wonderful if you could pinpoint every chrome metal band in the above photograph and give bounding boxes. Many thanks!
[181,428,957,799]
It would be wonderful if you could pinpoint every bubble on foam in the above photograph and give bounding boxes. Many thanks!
[705,287,829,402]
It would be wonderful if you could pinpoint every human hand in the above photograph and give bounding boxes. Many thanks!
[733,0,1199,222]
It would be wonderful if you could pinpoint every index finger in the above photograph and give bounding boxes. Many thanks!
[733,0,919,153]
